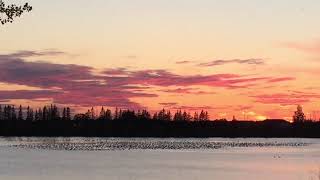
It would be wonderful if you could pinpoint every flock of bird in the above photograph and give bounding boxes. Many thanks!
[9,139,308,151]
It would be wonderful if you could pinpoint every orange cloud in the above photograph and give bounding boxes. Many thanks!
[283,40,320,54]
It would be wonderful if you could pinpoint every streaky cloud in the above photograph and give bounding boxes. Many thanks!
[2,50,66,58]
[251,91,320,106]
[159,102,178,107]
[0,50,296,109]
[175,60,193,64]
[282,40,320,54]
[198,58,265,67]
[160,88,215,95]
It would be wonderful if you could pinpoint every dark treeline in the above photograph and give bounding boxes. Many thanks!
[75,107,209,122]
[0,105,71,121]
[0,104,320,138]
[0,105,209,122]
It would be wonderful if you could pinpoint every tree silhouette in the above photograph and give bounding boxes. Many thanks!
[105,109,112,121]
[90,107,95,120]
[157,109,172,121]
[66,107,71,120]
[11,105,16,120]
[114,107,119,120]
[26,106,33,121]
[18,105,23,120]
[35,109,40,121]
[0,105,2,120]
[99,107,106,119]
[293,105,306,123]
[0,0,32,25]
[174,110,183,121]
[62,107,66,120]
[194,111,199,121]
[42,106,48,121]
[97,107,112,121]
[152,112,158,120]
[140,110,151,120]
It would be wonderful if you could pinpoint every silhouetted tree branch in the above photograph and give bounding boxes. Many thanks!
[0,0,32,25]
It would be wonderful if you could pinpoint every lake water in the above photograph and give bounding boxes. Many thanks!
[0,137,319,180]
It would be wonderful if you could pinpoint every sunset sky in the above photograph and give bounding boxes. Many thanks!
[1,0,320,120]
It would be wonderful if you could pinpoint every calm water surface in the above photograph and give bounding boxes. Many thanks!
[0,137,319,180]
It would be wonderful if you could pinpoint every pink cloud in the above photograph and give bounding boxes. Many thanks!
[160,88,215,95]
[0,50,296,109]
[158,103,213,111]
[251,91,320,106]
[171,105,214,111]
[103,69,294,89]
[267,77,296,83]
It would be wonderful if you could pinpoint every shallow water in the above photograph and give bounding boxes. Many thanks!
[0,137,319,180]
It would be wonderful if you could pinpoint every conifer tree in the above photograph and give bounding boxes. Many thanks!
[199,110,205,121]
[62,107,66,120]
[114,107,119,120]
[0,105,2,120]
[99,107,106,120]
[29,109,34,121]
[35,110,39,121]
[90,107,95,120]
[141,110,151,120]
[194,112,199,121]
[183,111,188,121]
[42,106,48,121]
[66,107,71,120]
[293,105,306,123]
[26,106,32,121]
[152,112,158,120]
[105,109,112,121]
[204,111,209,121]
[187,112,193,121]
[11,106,16,120]
[18,105,23,120]
[158,109,166,121]
[38,108,42,121]
[119,109,123,119]
[51,105,59,120]
[4,105,10,120]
